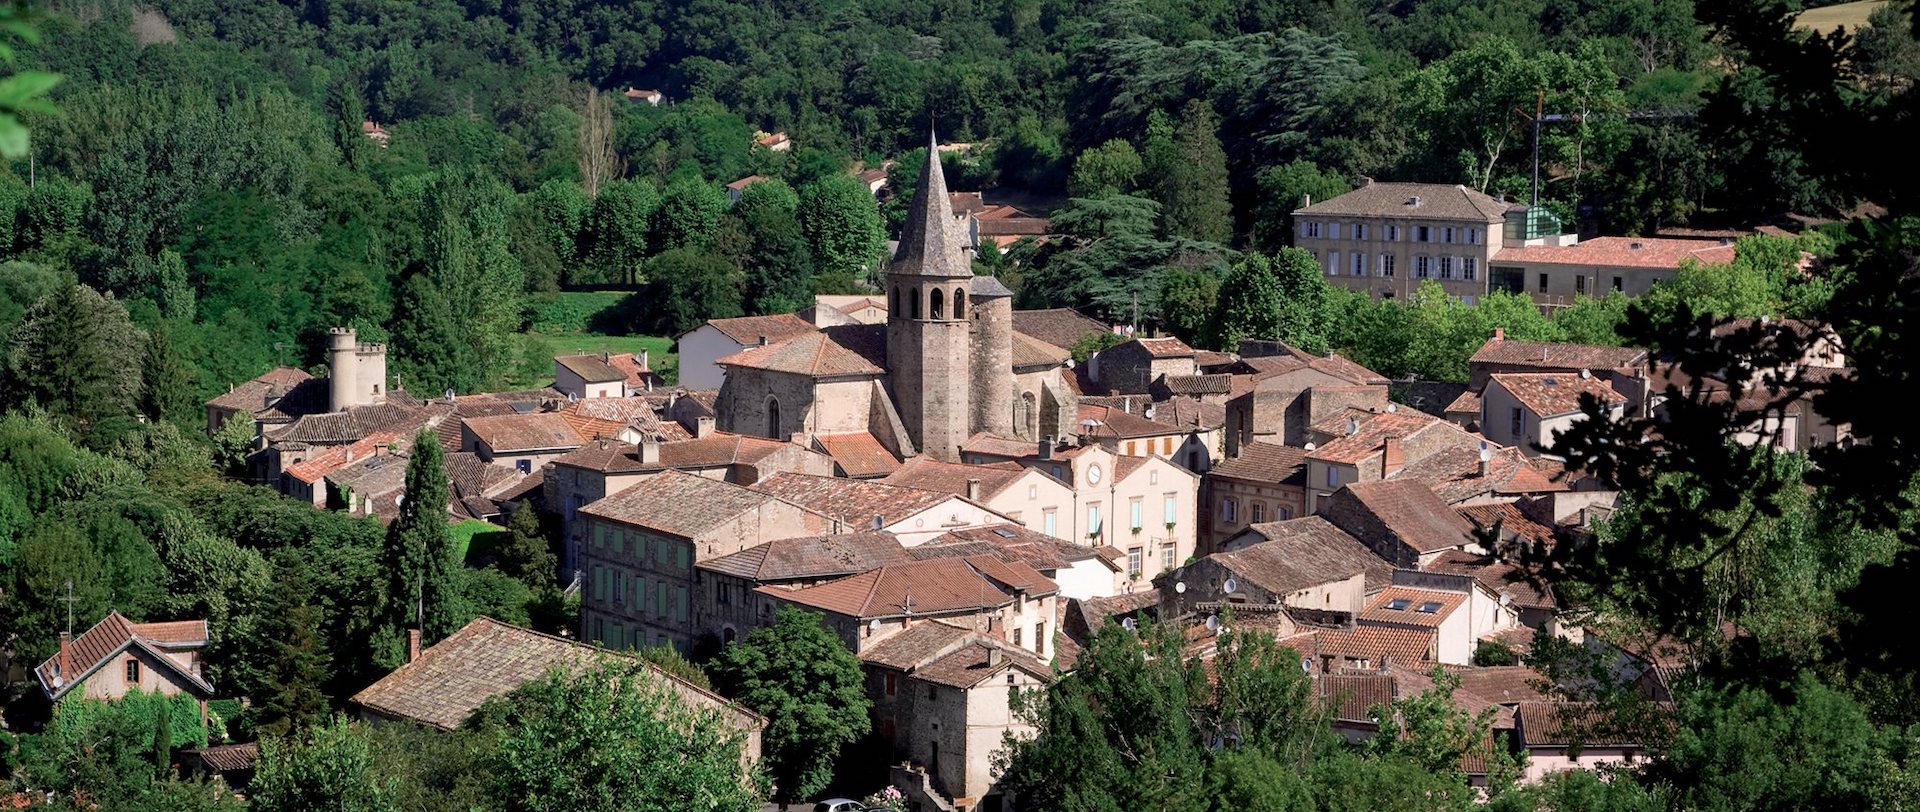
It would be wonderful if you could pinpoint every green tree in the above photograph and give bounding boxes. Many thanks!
[392,273,477,396]
[4,522,108,664]
[484,660,765,812]
[417,170,525,388]
[1206,252,1287,350]
[3,284,146,432]
[154,248,195,322]
[712,607,871,808]
[799,174,885,284]
[253,564,332,737]
[252,716,397,812]
[1157,267,1219,343]
[729,179,816,315]
[138,322,198,427]
[640,248,744,336]
[652,175,727,251]
[1254,161,1351,251]
[495,505,556,590]
[374,431,460,668]
[1149,100,1232,243]
[1068,138,1144,198]
[584,178,661,285]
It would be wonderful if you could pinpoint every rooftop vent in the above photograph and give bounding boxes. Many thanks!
[1406,196,1422,207]
[1629,241,1644,250]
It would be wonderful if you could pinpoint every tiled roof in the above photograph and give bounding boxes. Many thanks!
[882,457,1037,499]
[698,313,816,345]
[860,621,976,670]
[1307,410,1453,465]
[716,331,885,378]
[1454,665,1551,705]
[750,473,973,528]
[1224,517,1394,592]
[1157,373,1231,395]
[763,555,1057,619]
[1318,673,1396,722]
[1194,350,1237,369]
[1453,504,1559,550]
[726,174,767,191]
[606,353,657,388]
[555,354,626,384]
[463,412,585,453]
[1296,182,1508,222]
[36,612,213,701]
[582,470,804,539]
[1391,443,1568,504]
[325,453,410,501]
[1515,702,1648,747]
[1489,372,1625,418]
[350,617,762,734]
[1444,389,1482,416]
[206,366,314,411]
[1010,332,1070,369]
[1011,309,1110,351]
[1079,404,1185,440]
[912,524,1110,571]
[1470,338,1647,370]
[911,640,1052,687]
[698,532,912,583]
[273,402,440,445]
[1358,587,1467,627]
[1129,336,1194,358]
[1491,236,1737,269]
[1336,479,1478,554]
[192,742,259,772]
[814,432,901,478]
[1301,625,1437,670]
[548,433,794,474]
[960,433,1044,459]
[1151,397,1226,430]
[1209,442,1310,485]
[1239,343,1391,387]
[283,431,405,484]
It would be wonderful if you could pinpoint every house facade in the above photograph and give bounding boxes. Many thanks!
[1293,182,1509,303]
[36,613,215,710]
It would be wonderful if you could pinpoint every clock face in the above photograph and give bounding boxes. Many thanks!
[1088,463,1102,485]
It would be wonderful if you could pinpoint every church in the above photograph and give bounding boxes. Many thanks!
[712,136,1082,461]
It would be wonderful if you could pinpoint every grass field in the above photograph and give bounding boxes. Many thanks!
[503,290,676,389]
[1796,0,1886,33]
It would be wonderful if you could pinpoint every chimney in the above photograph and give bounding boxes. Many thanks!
[406,628,422,663]
[694,416,716,438]
[638,434,661,464]
[966,478,982,500]
[757,335,770,347]
[1037,437,1054,460]
[345,447,356,464]
[1493,327,1505,342]
[602,351,611,363]
[641,350,650,369]
[988,646,1004,667]
[57,632,73,680]
[1382,437,1404,478]
[1302,193,1312,207]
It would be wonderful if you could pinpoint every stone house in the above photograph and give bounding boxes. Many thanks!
[1076,402,1219,473]
[1304,408,1478,512]
[1424,549,1559,633]
[553,354,635,400]
[749,472,1017,545]
[1094,336,1197,395]
[544,434,834,574]
[1009,308,1112,355]
[37,613,214,711]
[460,412,586,473]
[863,622,1051,812]
[1321,479,1485,569]
[910,524,1125,601]
[880,457,1077,540]
[1479,372,1627,456]
[577,470,831,652]
[756,555,1061,662]
[1223,342,1391,451]
[677,313,817,391]
[1293,181,1510,303]
[1357,570,1519,665]
[351,617,764,767]
[1203,441,1310,552]
[1488,237,1736,307]
[1463,331,1648,391]
[696,532,915,646]
[204,366,325,437]
[1163,516,1391,617]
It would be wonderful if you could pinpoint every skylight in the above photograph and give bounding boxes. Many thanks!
[1416,602,1443,614]
[1386,598,1411,611]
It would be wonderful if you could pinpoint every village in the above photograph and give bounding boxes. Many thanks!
[15,142,1837,811]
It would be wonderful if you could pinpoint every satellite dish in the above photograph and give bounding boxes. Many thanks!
[567,392,579,402]
[1205,615,1221,633]
[1120,617,1138,631]
[1174,581,1187,594]
[1301,656,1313,673]
[1223,577,1238,593]
[869,618,881,631]
[1303,442,1316,451]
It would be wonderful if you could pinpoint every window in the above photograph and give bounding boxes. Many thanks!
[1043,509,1058,537]
[656,580,668,618]
[1415,256,1431,279]
[1130,498,1143,530]
[516,459,531,474]
[591,566,607,601]
[910,291,921,319]
[885,673,898,695]
[1510,407,1524,437]
[675,585,689,622]
[714,579,728,605]
[1035,622,1047,655]
[1443,226,1455,243]
[954,288,966,319]
[1014,627,1023,647]
[1438,256,1454,279]
[1386,598,1411,610]
[1468,228,1480,245]
[1326,467,1339,487]
[1380,254,1396,277]
[1416,225,1431,242]
[1538,273,1549,293]
[1087,504,1102,536]
[1354,223,1369,240]
[1416,601,1443,614]
[1326,251,1340,275]
[1351,252,1366,276]
[765,397,782,440]
[612,571,625,606]
[1304,221,1322,238]
[1027,484,1036,499]
[929,684,938,700]
[1328,222,1341,240]
[1613,276,1624,291]
[1280,506,1294,520]
[1386,225,1400,241]
[1575,275,1588,294]
[1222,498,1238,523]
[1163,494,1177,524]
[1462,257,1477,280]
[125,659,141,684]
[1161,437,1172,455]
[1252,502,1266,523]
[930,288,945,319]
[890,286,900,316]
[1161,544,1176,571]
[1127,547,1143,576]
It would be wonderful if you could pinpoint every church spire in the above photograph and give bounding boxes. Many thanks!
[891,129,969,278]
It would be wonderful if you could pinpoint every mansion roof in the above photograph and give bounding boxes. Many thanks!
[1295,181,1509,222]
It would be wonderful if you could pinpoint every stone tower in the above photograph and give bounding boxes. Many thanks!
[969,277,1015,437]
[327,327,389,412]
[885,133,974,461]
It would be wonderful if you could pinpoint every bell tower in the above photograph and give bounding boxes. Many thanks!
[885,132,975,461]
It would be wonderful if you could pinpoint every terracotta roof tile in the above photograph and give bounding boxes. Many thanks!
[1452,505,1559,549]
[1011,309,1111,351]
[1454,665,1551,705]
[206,366,315,411]
[750,473,973,528]
[717,331,885,378]
[273,402,442,445]
[283,431,405,484]
[913,524,1109,571]
[1358,587,1467,627]
[1079,404,1186,440]
[1318,673,1396,722]
[1221,517,1394,592]
[582,470,807,539]
[1296,182,1509,221]
[36,612,213,700]
[814,432,901,478]
[555,354,626,383]
[1444,389,1482,417]
[1469,338,1647,370]
[1209,442,1310,485]
[1489,372,1625,418]
[1515,702,1650,747]
[1010,332,1070,369]
[549,433,796,474]
[1129,336,1194,358]
[860,621,976,670]
[1492,236,1736,270]
[698,313,816,345]
[882,458,1039,499]
[192,742,259,772]
[1157,374,1231,395]
[1391,443,1567,503]
[1333,480,1479,554]
[1300,625,1437,670]
[762,555,1056,619]
[1308,410,1457,465]
[463,412,585,453]
[350,617,762,735]
[910,640,1052,687]
[698,532,912,582]
[960,433,1043,459]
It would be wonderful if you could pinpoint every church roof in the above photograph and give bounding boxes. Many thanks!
[715,332,885,379]
[890,131,971,279]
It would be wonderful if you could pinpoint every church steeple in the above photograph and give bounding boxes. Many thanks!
[891,130,969,279]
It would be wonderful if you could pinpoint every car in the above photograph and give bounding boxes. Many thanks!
[813,800,866,812]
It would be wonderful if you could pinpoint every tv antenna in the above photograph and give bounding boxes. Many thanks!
[61,579,82,634]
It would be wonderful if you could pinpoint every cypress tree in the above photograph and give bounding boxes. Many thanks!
[1160,99,1233,244]
[138,322,197,426]
[377,430,462,666]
